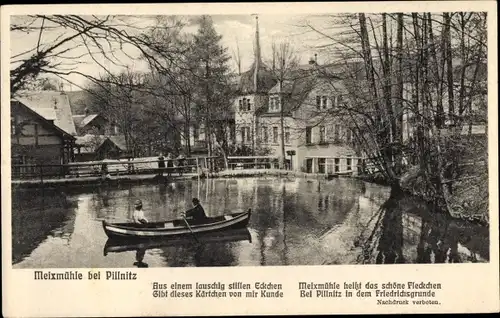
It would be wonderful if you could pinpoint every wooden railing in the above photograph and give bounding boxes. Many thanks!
[11,156,221,181]
[226,156,281,170]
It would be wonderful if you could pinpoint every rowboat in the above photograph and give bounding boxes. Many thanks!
[102,209,251,239]
[103,228,252,256]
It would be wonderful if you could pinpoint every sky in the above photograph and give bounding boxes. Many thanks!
[10,14,336,91]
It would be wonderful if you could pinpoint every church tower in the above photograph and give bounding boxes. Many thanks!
[234,15,277,152]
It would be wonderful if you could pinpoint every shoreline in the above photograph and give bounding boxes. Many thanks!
[11,173,199,190]
[10,169,486,226]
[10,168,357,190]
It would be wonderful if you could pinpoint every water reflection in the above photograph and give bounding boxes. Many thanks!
[11,178,489,268]
[355,187,489,264]
[12,189,78,264]
[103,228,252,267]
[134,249,148,268]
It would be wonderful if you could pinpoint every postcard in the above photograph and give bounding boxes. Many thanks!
[2,1,499,316]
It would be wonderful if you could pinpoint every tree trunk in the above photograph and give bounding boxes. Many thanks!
[382,13,396,174]
[394,13,404,174]
[184,119,191,157]
[427,13,445,128]
[358,13,397,183]
[444,13,455,125]
[279,83,286,169]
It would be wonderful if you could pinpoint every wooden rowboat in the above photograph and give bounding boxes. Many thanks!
[103,228,252,256]
[102,209,251,239]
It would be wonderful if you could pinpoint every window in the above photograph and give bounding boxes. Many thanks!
[273,126,279,143]
[240,98,251,111]
[331,95,343,108]
[270,96,280,111]
[317,96,328,109]
[334,158,340,172]
[334,125,340,142]
[346,129,352,143]
[306,126,313,144]
[318,158,326,173]
[347,157,352,171]
[319,126,326,143]
[262,126,268,143]
[337,95,343,105]
[246,127,251,142]
[230,127,236,141]
[241,127,246,143]
[198,126,205,140]
[285,127,290,144]
[193,126,199,140]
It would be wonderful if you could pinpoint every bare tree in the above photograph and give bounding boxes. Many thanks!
[301,12,487,220]
[10,15,186,96]
[268,40,300,169]
[231,37,242,75]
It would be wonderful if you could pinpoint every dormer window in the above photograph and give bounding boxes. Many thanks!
[331,95,343,108]
[239,98,251,112]
[316,95,328,110]
[269,96,280,112]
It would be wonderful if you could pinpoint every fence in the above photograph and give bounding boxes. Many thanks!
[304,156,365,175]
[11,156,221,181]
[11,155,368,181]
[227,156,280,170]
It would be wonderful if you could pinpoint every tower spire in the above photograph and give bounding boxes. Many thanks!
[253,15,261,93]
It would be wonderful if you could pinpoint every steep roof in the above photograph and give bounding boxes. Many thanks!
[80,114,100,127]
[75,134,127,153]
[67,90,93,115]
[238,62,277,95]
[13,90,77,135]
[72,115,86,128]
[11,99,76,140]
[268,80,295,94]
[108,135,127,151]
[260,75,318,117]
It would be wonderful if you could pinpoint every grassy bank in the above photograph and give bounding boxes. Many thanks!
[356,169,489,226]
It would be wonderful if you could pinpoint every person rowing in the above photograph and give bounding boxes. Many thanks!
[181,198,208,225]
[133,199,148,224]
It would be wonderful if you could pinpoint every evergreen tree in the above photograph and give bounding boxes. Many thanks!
[189,15,234,169]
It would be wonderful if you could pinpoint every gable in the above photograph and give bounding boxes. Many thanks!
[11,100,75,140]
[14,91,77,135]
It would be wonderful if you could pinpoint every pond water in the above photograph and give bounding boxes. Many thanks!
[12,177,489,268]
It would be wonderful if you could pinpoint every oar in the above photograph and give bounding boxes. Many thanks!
[182,215,200,243]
